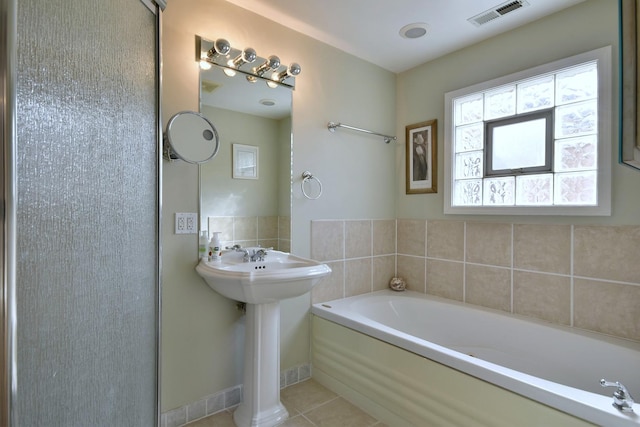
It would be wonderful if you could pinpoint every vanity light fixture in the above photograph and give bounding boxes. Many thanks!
[196,35,301,89]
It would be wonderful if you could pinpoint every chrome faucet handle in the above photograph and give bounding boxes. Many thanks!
[601,379,635,412]
[253,248,268,262]
[226,244,243,251]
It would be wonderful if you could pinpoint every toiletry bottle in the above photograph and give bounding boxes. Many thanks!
[209,232,222,262]
[199,230,208,261]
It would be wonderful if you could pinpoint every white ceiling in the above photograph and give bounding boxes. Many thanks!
[223,0,585,73]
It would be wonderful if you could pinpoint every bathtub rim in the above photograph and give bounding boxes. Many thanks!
[311,290,640,427]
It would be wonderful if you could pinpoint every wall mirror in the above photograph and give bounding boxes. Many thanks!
[197,36,294,252]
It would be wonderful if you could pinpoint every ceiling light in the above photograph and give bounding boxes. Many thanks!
[259,99,276,107]
[399,23,429,39]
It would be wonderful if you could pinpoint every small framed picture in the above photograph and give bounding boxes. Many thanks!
[406,119,437,194]
[232,144,259,180]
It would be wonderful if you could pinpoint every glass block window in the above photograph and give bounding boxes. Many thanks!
[444,47,611,216]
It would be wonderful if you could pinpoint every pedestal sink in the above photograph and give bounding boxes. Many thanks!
[196,249,332,427]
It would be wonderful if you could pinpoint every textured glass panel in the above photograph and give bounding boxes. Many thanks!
[454,179,482,206]
[555,62,598,106]
[454,93,483,125]
[16,0,158,425]
[554,171,597,205]
[483,177,515,206]
[554,135,598,172]
[484,85,516,120]
[515,174,553,205]
[491,118,547,170]
[554,100,597,138]
[455,151,483,179]
[517,75,554,113]
[455,123,483,153]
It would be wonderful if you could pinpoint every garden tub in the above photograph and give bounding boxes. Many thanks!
[311,290,640,426]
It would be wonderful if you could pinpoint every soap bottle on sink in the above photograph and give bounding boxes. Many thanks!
[209,232,222,263]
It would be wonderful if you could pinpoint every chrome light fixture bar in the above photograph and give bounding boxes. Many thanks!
[196,35,300,89]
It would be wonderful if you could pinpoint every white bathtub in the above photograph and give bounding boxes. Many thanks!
[311,290,640,427]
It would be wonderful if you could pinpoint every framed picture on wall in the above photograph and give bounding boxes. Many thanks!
[406,119,437,194]
[232,144,259,179]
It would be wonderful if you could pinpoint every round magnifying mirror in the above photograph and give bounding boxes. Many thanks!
[164,111,220,164]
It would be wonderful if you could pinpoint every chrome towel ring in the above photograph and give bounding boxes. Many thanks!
[301,171,323,200]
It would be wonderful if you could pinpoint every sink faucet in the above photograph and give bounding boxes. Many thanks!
[601,379,635,412]
[235,247,272,262]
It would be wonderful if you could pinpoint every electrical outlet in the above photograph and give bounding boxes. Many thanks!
[175,212,198,234]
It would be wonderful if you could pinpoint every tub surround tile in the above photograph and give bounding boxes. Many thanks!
[466,222,512,267]
[311,220,344,261]
[373,219,396,256]
[373,256,395,292]
[311,217,640,343]
[465,264,511,312]
[397,219,426,256]
[426,259,464,301]
[346,220,372,258]
[513,271,571,325]
[574,279,640,341]
[397,255,426,293]
[427,220,464,261]
[345,258,373,297]
[574,225,640,284]
[311,261,344,304]
[513,224,571,274]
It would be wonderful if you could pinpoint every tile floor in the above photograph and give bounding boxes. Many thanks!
[185,378,387,427]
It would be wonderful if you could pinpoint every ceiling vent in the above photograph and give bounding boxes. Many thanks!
[468,0,530,27]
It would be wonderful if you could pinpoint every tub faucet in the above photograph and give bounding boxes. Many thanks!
[601,379,635,412]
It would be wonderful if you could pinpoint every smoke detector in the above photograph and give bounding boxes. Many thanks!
[468,0,530,27]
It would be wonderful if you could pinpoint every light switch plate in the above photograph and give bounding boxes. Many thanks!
[175,212,198,234]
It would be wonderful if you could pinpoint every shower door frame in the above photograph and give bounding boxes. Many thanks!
[1,0,16,425]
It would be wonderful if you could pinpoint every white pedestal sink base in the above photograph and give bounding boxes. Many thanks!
[233,302,289,427]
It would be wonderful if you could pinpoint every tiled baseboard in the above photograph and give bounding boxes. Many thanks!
[161,363,311,427]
